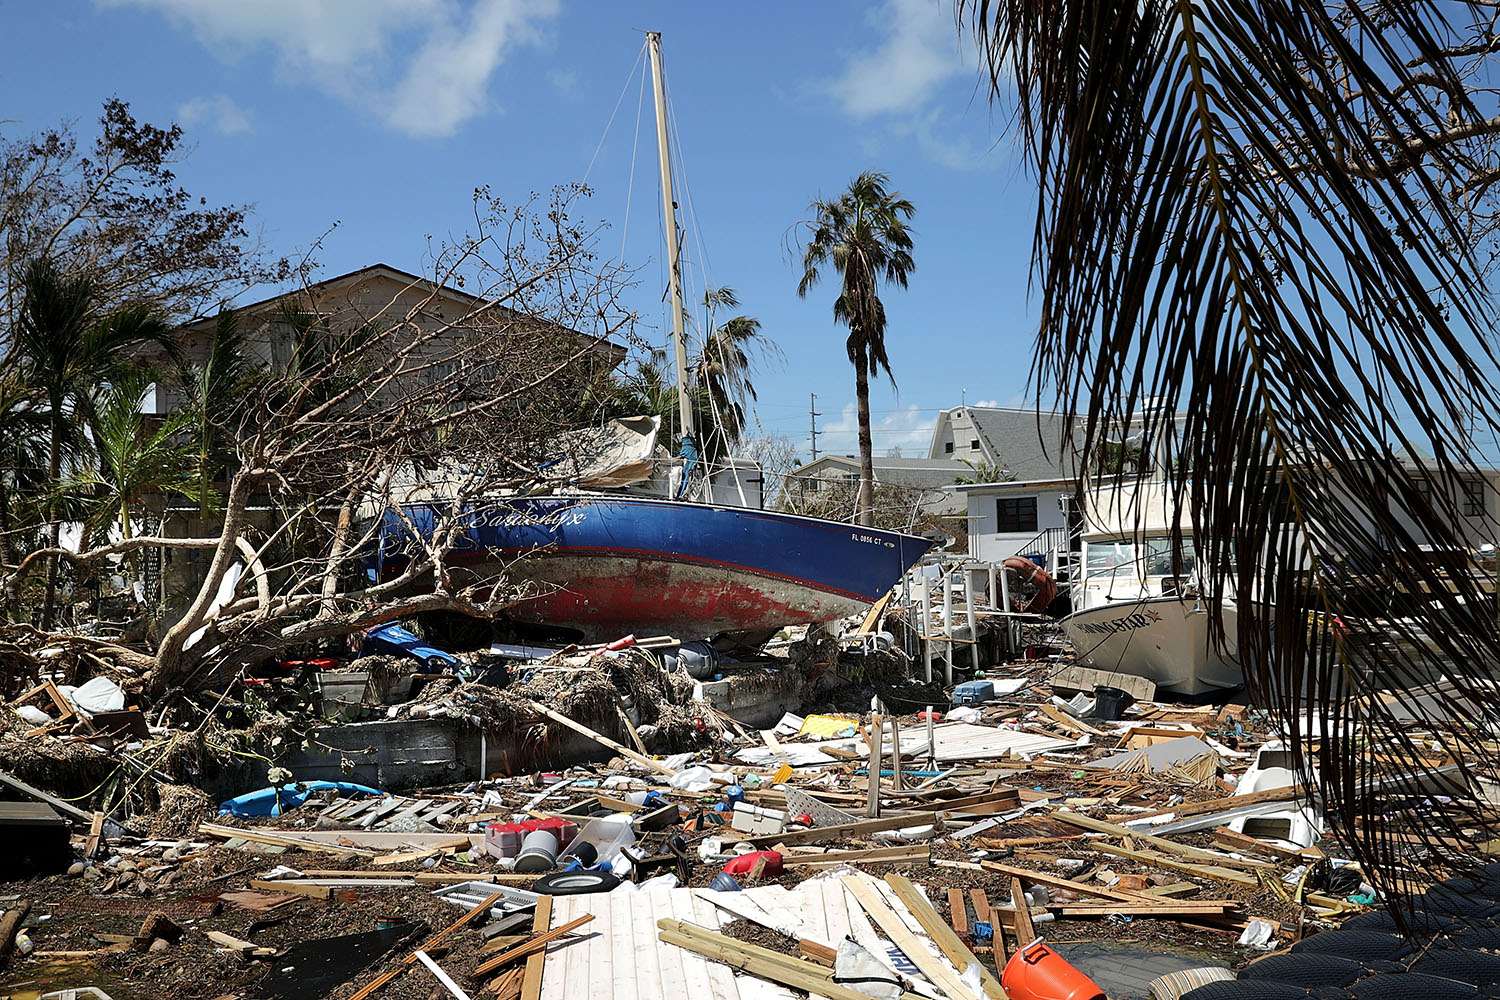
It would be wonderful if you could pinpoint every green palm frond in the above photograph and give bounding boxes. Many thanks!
[965,0,1500,891]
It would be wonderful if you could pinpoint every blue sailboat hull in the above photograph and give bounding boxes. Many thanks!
[377,495,931,640]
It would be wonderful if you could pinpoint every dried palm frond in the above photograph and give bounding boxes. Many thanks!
[963,0,1500,900]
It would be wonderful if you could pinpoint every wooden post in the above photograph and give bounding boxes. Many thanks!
[1010,877,1036,946]
[890,718,903,792]
[0,901,29,971]
[866,715,882,818]
[925,708,936,769]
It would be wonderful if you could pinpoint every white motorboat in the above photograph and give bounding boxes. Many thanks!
[1058,483,1244,695]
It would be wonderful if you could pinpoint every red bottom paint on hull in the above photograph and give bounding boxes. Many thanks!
[456,553,869,641]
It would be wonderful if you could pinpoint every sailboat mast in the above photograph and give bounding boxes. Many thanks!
[646,30,697,446]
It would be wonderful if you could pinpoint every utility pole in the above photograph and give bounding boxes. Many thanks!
[809,392,821,462]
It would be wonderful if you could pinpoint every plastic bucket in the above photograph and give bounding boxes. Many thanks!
[1001,940,1105,1000]
[1093,685,1134,722]
[514,829,560,873]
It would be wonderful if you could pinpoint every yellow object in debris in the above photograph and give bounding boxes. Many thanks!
[798,714,859,738]
[772,764,793,784]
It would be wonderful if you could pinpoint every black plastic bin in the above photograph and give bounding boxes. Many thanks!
[1094,685,1134,721]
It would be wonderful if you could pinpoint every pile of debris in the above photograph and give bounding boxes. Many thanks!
[0,594,1496,1000]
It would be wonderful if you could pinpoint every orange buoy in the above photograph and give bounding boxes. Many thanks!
[1003,557,1058,613]
[1001,940,1106,1000]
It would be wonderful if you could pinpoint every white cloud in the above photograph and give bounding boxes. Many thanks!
[177,94,252,135]
[827,0,969,119]
[102,0,559,137]
[972,399,999,408]
[819,402,937,457]
[822,0,997,170]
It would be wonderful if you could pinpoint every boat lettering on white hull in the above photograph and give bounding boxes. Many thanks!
[1076,610,1161,635]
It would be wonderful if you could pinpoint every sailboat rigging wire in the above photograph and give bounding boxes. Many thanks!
[583,39,647,187]
[664,87,715,324]
[621,48,649,266]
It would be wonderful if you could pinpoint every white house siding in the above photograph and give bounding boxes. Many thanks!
[966,486,1071,564]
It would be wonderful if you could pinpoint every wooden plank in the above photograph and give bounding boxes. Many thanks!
[746,810,936,848]
[348,892,504,1000]
[248,879,331,900]
[526,700,675,776]
[656,919,919,1000]
[977,860,1154,904]
[784,845,930,867]
[885,875,1003,1000]
[841,875,974,1000]
[1051,810,1276,870]
[1211,826,1318,863]
[474,915,595,977]
[946,888,968,939]
[1039,703,1104,736]
[198,823,377,858]
[1009,878,1035,946]
[1043,903,1234,917]
[84,812,105,859]
[1111,785,1307,824]
[969,889,1001,961]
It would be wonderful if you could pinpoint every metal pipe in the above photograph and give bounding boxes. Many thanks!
[942,568,954,686]
[921,579,933,683]
[964,567,981,670]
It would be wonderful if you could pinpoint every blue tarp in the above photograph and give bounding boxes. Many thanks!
[219,780,383,818]
[360,622,458,669]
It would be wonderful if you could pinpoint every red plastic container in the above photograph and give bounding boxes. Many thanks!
[721,850,783,877]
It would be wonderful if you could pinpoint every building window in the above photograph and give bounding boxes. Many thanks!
[970,439,980,450]
[997,496,1038,533]
[1414,477,1433,505]
[944,441,954,454]
[1463,479,1485,518]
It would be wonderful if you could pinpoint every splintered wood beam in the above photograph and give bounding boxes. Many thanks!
[525,700,675,776]
[840,876,975,1000]
[1009,877,1036,946]
[884,875,1004,1000]
[518,894,552,1000]
[473,914,595,978]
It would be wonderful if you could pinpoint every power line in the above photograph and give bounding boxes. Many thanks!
[809,392,820,462]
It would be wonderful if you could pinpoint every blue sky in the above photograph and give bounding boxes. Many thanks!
[1,0,1044,459]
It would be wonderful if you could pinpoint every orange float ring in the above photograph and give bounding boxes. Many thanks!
[1004,556,1058,613]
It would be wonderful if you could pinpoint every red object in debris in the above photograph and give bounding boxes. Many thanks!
[917,710,943,722]
[604,635,638,651]
[484,817,579,859]
[693,718,707,734]
[1001,940,1105,1000]
[793,814,813,827]
[721,850,783,878]
[281,658,339,670]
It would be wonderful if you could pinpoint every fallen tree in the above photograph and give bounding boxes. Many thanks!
[1,185,639,701]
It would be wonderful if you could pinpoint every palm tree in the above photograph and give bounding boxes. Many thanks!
[66,373,205,583]
[963,1,1500,890]
[14,258,174,626]
[693,286,780,461]
[795,172,915,526]
[176,310,258,516]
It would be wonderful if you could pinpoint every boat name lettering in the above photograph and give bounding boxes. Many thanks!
[472,508,589,529]
[1078,613,1153,636]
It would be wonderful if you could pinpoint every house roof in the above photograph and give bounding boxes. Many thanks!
[787,455,972,513]
[929,406,1082,481]
[177,262,628,363]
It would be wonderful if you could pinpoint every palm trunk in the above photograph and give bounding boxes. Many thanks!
[119,494,138,589]
[854,350,875,527]
[40,402,62,629]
